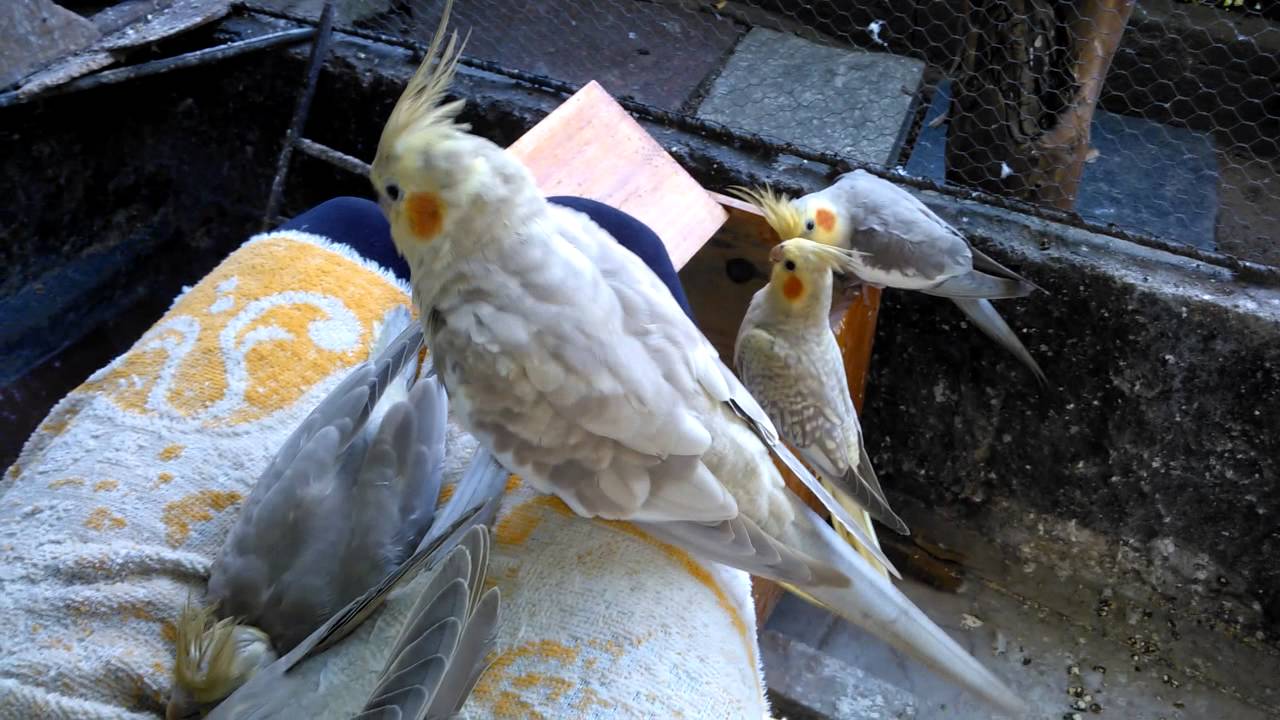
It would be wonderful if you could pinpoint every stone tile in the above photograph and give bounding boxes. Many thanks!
[359,0,745,110]
[697,27,925,165]
[904,80,1219,251]
[761,629,918,719]
[0,0,100,88]
[765,570,1277,719]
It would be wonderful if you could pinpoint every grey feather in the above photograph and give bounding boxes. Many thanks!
[207,306,439,652]
[724,394,902,578]
[950,298,1047,385]
[358,526,500,720]
[970,246,1045,294]
[204,468,504,720]
[733,325,908,537]
[637,513,848,588]
[920,269,1035,300]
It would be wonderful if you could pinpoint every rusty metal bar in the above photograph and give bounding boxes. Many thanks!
[0,27,315,109]
[296,137,371,176]
[261,1,336,230]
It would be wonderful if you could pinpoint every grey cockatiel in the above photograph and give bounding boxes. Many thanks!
[365,2,1026,715]
[205,508,503,720]
[167,306,505,718]
[736,238,909,580]
[730,171,1047,384]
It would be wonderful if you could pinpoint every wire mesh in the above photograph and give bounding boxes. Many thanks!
[256,0,1280,267]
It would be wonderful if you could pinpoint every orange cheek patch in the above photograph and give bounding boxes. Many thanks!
[406,191,445,241]
[815,208,836,232]
[782,275,805,300]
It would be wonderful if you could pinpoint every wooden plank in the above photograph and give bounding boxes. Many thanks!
[507,81,728,270]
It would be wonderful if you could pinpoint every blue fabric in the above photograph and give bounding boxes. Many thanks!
[546,196,694,320]
[274,196,692,319]
[278,197,410,281]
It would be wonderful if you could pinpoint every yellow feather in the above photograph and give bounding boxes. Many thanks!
[376,0,471,159]
[823,477,889,580]
[172,601,272,704]
[725,184,805,240]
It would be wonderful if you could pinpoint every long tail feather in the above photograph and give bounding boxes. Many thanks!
[823,477,889,580]
[787,499,1027,718]
[921,270,1035,300]
[358,526,500,719]
[950,298,1047,385]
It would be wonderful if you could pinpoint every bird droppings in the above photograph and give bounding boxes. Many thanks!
[1093,665,1107,674]
[1068,686,1084,698]
[1068,664,1081,676]
[959,613,984,629]
[1096,598,1114,617]
[1089,703,1103,713]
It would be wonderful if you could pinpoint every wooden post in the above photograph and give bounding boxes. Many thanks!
[947,0,1135,210]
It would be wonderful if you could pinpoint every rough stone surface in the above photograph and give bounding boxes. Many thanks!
[313,0,746,110]
[697,27,924,164]
[766,513,1280,718]
[0,0,101,88]
[94,0,230,51]
[905,80,1220,251]
[248,0,391,27]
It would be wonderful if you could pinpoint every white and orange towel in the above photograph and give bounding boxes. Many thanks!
[0,229,769,719]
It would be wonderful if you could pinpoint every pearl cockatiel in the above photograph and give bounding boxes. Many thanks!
[369,1,1026,715]
[167,305,508,719]
[730,175,1047,384]
[736,239,909,580]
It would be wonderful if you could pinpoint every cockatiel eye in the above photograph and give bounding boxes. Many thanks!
[384,184,401,201]
[804,219,815,232]
[784,260,796,271]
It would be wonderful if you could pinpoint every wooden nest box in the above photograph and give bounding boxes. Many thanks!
[507,81,884,626]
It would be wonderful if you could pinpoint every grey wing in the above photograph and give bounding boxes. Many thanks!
[637,512,849,589]
[734,328,907,536]
[919,269,1035,300]
[835,171,972,282]
[440,212,739,525]
[206,451,506,720]
[354,526,500,720]
[208,307,430,651]
[969,246,1042,292]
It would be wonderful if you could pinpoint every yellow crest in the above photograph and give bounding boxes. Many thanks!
[726,184,804,240]
[376,0,471,159]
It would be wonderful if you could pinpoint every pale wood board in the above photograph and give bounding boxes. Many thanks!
[507,80,728,270]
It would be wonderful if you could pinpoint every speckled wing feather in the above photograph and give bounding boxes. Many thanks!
[208,306,445,652]
[734,326,908,536]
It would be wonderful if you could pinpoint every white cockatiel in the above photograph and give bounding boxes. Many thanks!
[167,305,509,719]
[736,238,909,580]
[368,2,1026,715]
[730,174,1047,384]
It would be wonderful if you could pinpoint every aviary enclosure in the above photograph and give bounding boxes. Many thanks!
[1,0,1278,718]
